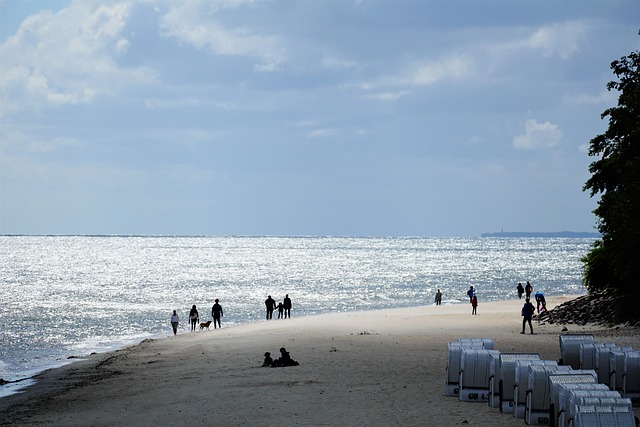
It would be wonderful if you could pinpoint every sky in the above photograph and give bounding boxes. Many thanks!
[0,0,638,237]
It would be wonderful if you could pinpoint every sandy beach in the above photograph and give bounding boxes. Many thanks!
[2,296,638,426]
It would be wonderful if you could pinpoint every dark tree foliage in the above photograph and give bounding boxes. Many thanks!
[582,45,640,297]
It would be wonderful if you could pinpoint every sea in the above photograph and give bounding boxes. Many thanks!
[0,235,595,397]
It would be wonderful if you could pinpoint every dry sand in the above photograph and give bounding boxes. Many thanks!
[1,296,638,426]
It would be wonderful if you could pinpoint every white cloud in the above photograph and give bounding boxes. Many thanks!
[158,1,285,72]
[322,55,357,70]
[359,55,474,91]
[0,1,156,112]
[410,56,472,85]
[366,91,411,101]
[563,90,615,105]
[513,119,564,150]
[527,21,588,59]
[308,128,340,138]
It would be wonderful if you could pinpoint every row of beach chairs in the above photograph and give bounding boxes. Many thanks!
[445,335,639,426]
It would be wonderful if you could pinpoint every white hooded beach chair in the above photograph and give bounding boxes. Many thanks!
[458,348,499,402]
[525,364,572,426]
[556,382,610,427]
[559,334,594,369]
[571,404,636,427]
[622,350,640,399]
[579,342,616,371]
[445,338,494,396]
[548,371,598,427]
[513,359,558,419]
[595,345,621,385]
[566,394,629,426]
[498,353,540,414]
[609,347,635,393]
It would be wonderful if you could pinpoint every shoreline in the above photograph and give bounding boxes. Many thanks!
[0,294,582,390]
[2,295,638,426]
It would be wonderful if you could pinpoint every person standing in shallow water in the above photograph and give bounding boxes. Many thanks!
[265,295,276,320]
[283,294,292,318]
[516,282,524,299]
[435,289,442,306]
[189,305,199,332]
[521,298,535,334]
[471,295,478,315]
[170,310,179,335]
[211,299,223,329]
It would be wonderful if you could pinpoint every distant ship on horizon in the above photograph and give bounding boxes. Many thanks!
[480,231,601,238]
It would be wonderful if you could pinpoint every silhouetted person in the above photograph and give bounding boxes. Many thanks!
[435,289,442,306]
[521,298,535,334]
[189,305,199,332]
[262,352,273,367]
[283,294,292,318]
[265,295,276,320]
[277,302,284,319]
[471,295,478,315]
[211,298,223,329]
[271,347,299,367]
[516,282,524,299]
[525,281,533,299]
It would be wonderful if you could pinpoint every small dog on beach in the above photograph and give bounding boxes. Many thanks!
[199,320,212,331]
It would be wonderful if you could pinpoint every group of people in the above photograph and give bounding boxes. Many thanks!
[516,281,533,299]
[433,282,547,333]
[169,299,225,335]
[265,294,292,320]
[518,281,547,334]
[169,294,294,334]
[262,347,299,367]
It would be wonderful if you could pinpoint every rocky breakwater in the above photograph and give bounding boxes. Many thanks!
[536,292,640,327]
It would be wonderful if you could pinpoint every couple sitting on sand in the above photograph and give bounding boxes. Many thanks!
[262,347,299,367]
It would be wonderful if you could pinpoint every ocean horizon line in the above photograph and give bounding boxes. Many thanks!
[0,232,600,239]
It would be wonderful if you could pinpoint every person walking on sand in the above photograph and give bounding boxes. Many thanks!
[516,282,524,299]
[265,295,276,320]
[435,289,442,306]
[471,295,478,315]
[521,298,535,334]
[211,299,223,329]
[525,281,533,299]
[170,309,179,335]
[283,294,292,318]
[189,305,199,332]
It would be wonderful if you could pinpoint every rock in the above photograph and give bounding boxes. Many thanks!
[536,292,639,327]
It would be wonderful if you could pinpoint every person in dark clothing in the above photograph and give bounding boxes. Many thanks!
[262,352,273,367]
[521,298,535,334]
[516,282,524,299]
[283,294,292,318]
[271,347,299,367]
[277,302,284,319]
[189,305,199,332]
[265,295,276,320]
[525,281,533,299]
[435,289,442,306]
[466,286,475,302]
[211,298,223,329]
[471,295,478,315]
